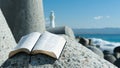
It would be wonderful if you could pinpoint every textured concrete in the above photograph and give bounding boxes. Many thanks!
[1,35,117,68]
[0,9,17,66]
[0,0,46,42]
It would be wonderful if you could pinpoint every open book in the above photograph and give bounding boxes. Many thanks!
[9,31,66,59]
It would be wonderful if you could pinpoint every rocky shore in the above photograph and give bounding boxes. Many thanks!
[0,0,118,67]
[1,35,117,68]
[77,36,120,68]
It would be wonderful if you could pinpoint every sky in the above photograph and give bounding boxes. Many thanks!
[43,0,120,29]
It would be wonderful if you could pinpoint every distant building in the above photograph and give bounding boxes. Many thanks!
[49,11,55,28]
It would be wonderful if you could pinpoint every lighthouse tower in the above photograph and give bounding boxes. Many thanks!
[50,11,55,28]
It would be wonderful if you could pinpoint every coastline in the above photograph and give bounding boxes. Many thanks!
[1,35,117,68]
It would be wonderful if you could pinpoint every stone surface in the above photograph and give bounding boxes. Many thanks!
[104,54,116,64]
[113,46,120,59]
[0,9,17,66]
[114,53,120,59]
[1,35,117,68]
[78,37,89,46]
[114,58,120,68]
[87,46,104,58]
[0,0,46,42]
[47,26,75,39]
[103,50,117,63]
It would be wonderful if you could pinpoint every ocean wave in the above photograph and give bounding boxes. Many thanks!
[91,38,120,54]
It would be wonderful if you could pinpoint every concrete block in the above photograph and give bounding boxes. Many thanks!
[47,26,75,39]
[0,9,17,66]
[0,0,46,42]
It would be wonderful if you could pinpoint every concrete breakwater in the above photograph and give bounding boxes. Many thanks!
[0,34,117,68]
[77,36,120,67]
[0,0,118,67]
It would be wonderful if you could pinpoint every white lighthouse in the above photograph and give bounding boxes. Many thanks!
[50,11,55,28]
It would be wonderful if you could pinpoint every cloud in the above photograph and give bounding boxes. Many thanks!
[94,16,103,20]
[93,16,110,20]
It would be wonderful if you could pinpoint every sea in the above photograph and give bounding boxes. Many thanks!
[75,34,120,53]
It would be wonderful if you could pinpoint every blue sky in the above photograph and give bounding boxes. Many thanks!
[43,0,120,28]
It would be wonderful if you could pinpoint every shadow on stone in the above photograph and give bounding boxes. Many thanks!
[1,52,29,68]
[87,46,104,58]
[103,50,116,64]
[114,58,120,68]
[30,54,56,66]
[113,46,120,59]
[1,53,56,67]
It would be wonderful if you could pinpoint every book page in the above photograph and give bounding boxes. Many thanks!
[9,32,41,57]
[32,31,66,59]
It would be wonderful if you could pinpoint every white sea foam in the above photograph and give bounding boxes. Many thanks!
[91,38,120,54]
